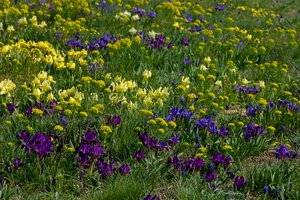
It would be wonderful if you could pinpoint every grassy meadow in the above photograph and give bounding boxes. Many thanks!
[1,0,300,199]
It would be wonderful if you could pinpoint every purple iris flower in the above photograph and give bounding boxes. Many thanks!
[185,15,193,22]
[210,152,232,168]
[156,140,169,151]
[6,103,16,114]
[78,154,91,169]
[30,132,54,159]
[60,115,68,127]
[266,100,276,110]
[55,32,61,38]
[134,150,146,162]
[143,194,160,200]
[234,176,248,190]
[167,42,173,49]
[107,116,121,127]
[183,59,190,65]
[243,122,265,140]
[275,188,280,197]
[25,106,33,117]
[97,160,113,178]
[263,185,269,194]
[275,145,291,160]
[148,11,156,19]
[13,158,22,169]
[138,132,157,149]
[192,157,205,171]
[215,4,226,11]
[210,152,224,166]
[132,7,146,17]
[82,129,99,144]
[17,131,54,159]
[219,125,230,138]
[246,103,258,117]
[183,37,189,46]
[169,135,179,147]
[237,42,243,48]
[91,144,104,158]
[119,164,131,175]
[168,155,181,170]
[203,171,218,182]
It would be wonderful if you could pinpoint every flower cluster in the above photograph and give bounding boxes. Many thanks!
[209,152,232,168]
[243,122,265,140]
[77,129,104,168]
[194,117,230,137]
[168,155,205,173]
[275,145,298,160]
[166,107,193,121]
[234,84,259,94]
[18,131,54,159]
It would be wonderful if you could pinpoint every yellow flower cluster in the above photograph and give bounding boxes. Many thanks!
[0,79,16,98]
[58,87,84,108]
[30,71,56,101]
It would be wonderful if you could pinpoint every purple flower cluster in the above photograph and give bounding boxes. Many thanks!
[274,145,299,160]
[195,117,230,137]
[234,84,259,94]
[168,155,205,174]
[215,4,226,11]
[272,99,300,112]
[189,26,202,33]
[87,34,119,51]
[96,159,116,178]
[131,8,156,19]
[209,152,232,168]
[182,37,189,46]
[246,103,259,117]
[138,132,179,150]
[202,171,218,182]
[25,100,58,118]
[243,122,265,140]
[98,0,116,11]
[6,103,16,114]
[145,34,172,49]
[138,132,159,149]
[77,129,104,168]
[107,115,121,127]
[134,150,146,162]
[96,159,130,178]
[18,131,54,159]
[143,194,160,200]
[66,32,119,51]
[13,158,22,169]
[166,107,193,121]
[234,176,248,190]
[118,164,131,175]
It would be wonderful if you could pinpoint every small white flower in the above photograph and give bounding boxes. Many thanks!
[129,27,137,35]
[215,80,222,87]
[199,64,208,72]
[258,81,265,88]
[131,14,140,21]
[242,78,251,85]
[18,17,28,26]
[149,30,157,38]
[230,68,236,73]
[123,11,131,17]
[7,25,15,33]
